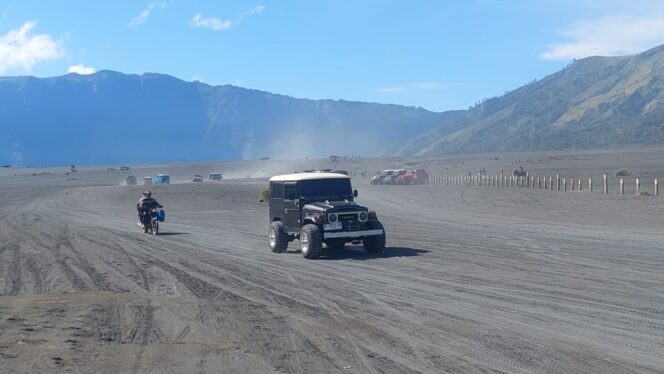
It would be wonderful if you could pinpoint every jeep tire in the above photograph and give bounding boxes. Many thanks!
[269,221,289,253]
[300,224,322,259]
[363,221,386,255]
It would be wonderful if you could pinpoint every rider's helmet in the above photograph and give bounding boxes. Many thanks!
[143,190,152,197]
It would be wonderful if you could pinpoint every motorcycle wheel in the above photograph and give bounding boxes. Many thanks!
[152,221,159,235]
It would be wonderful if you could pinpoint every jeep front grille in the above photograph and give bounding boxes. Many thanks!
[339,213,361,231]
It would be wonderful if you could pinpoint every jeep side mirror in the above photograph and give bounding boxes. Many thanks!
[353,189,358,198]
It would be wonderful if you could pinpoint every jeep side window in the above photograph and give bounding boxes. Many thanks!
[284,184,297,200]
[271,182,284,199]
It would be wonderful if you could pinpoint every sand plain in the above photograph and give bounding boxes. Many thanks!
[1,146,663,373]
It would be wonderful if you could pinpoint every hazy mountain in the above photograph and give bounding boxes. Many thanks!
[395,45,664,156]
[0,70,460,166]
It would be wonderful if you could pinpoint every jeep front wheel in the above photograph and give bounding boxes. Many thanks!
[300,224,322,259]
[363,221,386,255]
[269,221,289,253]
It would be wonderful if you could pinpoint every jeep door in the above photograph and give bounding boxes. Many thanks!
[283,183,301,232]
[269,182,284,222]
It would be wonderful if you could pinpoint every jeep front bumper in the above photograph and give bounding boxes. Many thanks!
[323,229,383,239]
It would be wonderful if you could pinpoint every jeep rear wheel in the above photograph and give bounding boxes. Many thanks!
[269,221,289,253]
[363,221,386,255]
[300,224,322,259]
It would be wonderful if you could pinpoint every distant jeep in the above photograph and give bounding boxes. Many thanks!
[267,172,386,259]
[209,172,223,180]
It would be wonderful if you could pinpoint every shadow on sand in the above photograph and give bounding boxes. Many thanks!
[286,246,429,260]
[156,232,188,236]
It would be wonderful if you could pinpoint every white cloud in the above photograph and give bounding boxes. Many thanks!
[68,64,95,75]
[377,82,443,93]
[190,13,232,30]
[190,5,265,31]
[0,21,64,74]
[237,5,265,23]
[541,16,664,60]
[129,1,166,27]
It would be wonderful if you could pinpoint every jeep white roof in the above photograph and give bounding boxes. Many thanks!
[269,172,350,182]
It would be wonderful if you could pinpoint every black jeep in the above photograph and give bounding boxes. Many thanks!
[268,172,386,259]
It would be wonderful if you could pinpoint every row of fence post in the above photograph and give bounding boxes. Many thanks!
[427,173,659,196]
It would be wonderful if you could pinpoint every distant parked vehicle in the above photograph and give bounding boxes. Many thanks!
[209,172,223,180]
[370,175,383,185]
[397,169,429,185]
[154,174,170,184]
[193,175,203,182]
[119,165,130,171]
[126,175,137,185]
[143,176,153,185]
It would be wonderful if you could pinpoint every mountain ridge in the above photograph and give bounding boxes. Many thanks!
[0,71,459,166]
[395,44,664,156]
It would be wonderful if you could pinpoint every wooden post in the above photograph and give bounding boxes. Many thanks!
[556,174,560,191]
[549,176,552,190]
[571,178,575,191]
[531,176,534,188]
[620,178,624,195]
[578,178,582,191]
[589,178,592,192]
[656,179,659,196]
[603,174,608,194]
[563,178,567,191]
[635,178,640,194]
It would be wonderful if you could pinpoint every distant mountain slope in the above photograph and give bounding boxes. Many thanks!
[395,45,664,156]
[0,71,458,166]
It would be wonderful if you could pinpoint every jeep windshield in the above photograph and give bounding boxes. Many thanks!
[299,178,353,201]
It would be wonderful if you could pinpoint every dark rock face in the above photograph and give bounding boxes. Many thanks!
[0,70,453,165]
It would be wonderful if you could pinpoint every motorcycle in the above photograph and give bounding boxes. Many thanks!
[140,207,165,235]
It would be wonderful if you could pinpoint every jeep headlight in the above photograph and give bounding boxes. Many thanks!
[359,212,368,222]
[328,213,337,223]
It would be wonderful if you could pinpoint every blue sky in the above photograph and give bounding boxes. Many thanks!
[2,1,664,112]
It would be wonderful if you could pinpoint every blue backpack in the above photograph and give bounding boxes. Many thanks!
[157,209,166,222]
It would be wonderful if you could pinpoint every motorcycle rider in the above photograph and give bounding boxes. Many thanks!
[136,191,163,226]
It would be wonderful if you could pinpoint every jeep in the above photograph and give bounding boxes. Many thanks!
[267,172,386,259]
